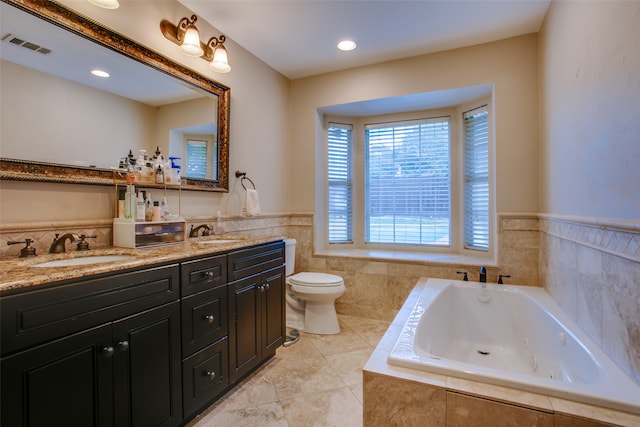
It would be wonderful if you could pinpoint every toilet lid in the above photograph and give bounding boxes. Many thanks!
[288,272,344,287]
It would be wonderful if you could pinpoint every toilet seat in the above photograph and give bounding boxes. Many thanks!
[288,272,344,287]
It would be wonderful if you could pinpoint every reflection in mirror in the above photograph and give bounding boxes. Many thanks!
[0,0,229,191]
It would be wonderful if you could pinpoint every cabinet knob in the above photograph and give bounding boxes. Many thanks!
[204,271,215,279]
[102,346,114,357]
[204,370,216,380]
[264,283,270,291]
[204,315,215,324]
[117,340,129,351]
[259,284,265,292]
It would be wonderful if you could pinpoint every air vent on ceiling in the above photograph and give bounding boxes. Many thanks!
[1,33,52,55]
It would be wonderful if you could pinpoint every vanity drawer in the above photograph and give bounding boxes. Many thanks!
[227,242,285,282]
[181,285,228,357]
[181,255,227,296]
[182,337,229,416]
[1,263,179,356]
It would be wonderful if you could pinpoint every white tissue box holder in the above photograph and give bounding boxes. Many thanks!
[113,218,186,248]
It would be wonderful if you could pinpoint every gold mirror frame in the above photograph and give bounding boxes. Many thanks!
[0,0,230,192]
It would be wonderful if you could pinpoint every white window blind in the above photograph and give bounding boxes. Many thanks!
[364,118,450,246]
[463,105,489,250]
[185,138,208,179]
[327,123,353,243]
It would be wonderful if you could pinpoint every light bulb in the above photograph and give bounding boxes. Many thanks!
[209,45,230,73]
[181,25,203,57]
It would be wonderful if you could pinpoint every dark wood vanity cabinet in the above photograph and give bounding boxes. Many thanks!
[227,243,286,384]
[0,240,285,426]
[1,264,183,427]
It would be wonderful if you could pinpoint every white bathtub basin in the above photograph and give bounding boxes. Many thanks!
[387,278,640,415]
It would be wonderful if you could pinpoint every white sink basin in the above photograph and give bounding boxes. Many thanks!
[196,239,243,244]
[31,255,135,268]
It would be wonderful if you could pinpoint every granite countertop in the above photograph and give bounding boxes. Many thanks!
[0,235,285,295]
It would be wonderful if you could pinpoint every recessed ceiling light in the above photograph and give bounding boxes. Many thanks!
[91,69,110,78]
[337,40,357,52]
[88,0,119,9]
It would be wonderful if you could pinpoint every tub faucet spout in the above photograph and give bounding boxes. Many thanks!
[479,266,487,286]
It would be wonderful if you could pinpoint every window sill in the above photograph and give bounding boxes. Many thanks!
[314,248,497,268]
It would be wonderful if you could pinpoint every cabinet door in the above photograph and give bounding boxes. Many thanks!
[228,275,261,384]
[262,266,286,356]
[1,324,113,427]
[112,301,182,427]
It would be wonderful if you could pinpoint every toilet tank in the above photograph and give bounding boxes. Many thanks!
[284,238,296,276]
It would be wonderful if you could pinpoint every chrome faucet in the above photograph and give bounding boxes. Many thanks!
[49,233,78,253]
[479,266,487,286]
[189,224,212,238]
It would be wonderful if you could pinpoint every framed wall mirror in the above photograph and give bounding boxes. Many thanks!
[0,0,230,191]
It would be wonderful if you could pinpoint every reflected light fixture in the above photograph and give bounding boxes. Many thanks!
[337,40,357,51]
[160,15,231,73]
[88,0,119,9]
[90,69,110,78]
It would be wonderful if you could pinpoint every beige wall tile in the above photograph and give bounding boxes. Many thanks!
[363,372,446,427]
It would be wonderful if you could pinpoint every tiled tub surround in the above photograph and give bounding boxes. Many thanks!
[364,278,640,427]
[539,215,640,386]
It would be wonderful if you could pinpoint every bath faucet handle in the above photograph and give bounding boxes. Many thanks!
[498,274,511,285]
[456,271,469,281]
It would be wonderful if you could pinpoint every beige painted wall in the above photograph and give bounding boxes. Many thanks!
[289,34,539,215]
[1,60,155,168]
[539,0,640,220]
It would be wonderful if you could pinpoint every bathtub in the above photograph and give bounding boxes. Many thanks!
[387,278,640,415]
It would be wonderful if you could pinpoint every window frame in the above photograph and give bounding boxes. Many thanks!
[321,99,494,259]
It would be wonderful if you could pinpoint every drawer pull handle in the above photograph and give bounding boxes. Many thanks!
[204,315,215,323]
[204,271,215,279]
[265,283,270,291]
[102,346,114,357]
[117,340,129,351]
[204,370,216,380]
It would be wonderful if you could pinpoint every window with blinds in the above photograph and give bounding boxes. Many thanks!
[463,105,489,250]
[364,118,450,246]
[185,138,208,179]
[327,123,353,243]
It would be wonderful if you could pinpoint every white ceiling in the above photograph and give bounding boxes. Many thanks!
[180,0,551,80]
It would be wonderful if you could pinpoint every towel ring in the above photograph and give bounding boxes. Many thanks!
[235,170,256,190]
[241,176,256,190]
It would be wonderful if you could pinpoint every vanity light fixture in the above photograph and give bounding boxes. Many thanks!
[160,15,231,73]
[88,0,119,9]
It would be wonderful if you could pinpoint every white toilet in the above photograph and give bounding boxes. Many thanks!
[284,239,345,335]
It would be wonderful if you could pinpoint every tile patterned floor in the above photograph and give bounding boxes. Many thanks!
[186,315,390,427]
